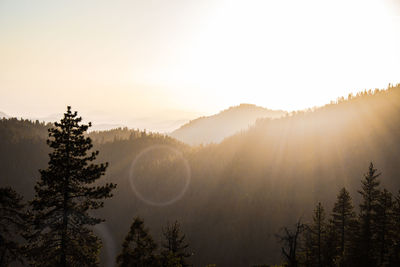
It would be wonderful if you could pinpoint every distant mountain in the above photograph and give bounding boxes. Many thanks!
[170,104,286,145]
[89,123,126,132]
[0,111,9,118]
[28,112,195,133]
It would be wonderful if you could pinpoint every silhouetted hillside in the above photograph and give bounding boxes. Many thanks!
[170,103,286,145]
[88,127,171,144]
[1,85,400,266]
[0,118,51,141]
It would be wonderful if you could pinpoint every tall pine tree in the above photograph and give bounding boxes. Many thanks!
[331,187,356,266]
[116,217,157,267]
[303,203,340,266]
[27,106,116,267]
[0,187,26,266]
[357,162,381,266]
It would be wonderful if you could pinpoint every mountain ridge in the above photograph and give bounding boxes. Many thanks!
[170,103,286,145]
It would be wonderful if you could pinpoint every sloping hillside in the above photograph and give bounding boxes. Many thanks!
[1,85,400,266]
[170,104,286,145]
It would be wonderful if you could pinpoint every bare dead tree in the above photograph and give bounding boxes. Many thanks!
[277,219,304,267]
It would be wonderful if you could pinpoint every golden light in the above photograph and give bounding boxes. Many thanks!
[0,0,399,129]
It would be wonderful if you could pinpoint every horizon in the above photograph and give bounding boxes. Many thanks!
[1,0,400,133]
[0,86,390,133]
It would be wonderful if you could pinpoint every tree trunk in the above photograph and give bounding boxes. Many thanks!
[61,125,71,267]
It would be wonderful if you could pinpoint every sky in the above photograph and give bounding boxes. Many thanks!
[1,0,400,132]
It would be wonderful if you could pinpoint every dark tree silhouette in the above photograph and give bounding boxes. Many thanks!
[26,106,116,267]
[279,163,400,267]
[331,187,356,266]
[301,223,313,266]
[116,217,157,267]
[357,162,381,266]
[278,219,304,267]
[374,189,394,266]
[303,202,333,267]
[0,187,26,266]
[311,203,326,267]
[321,223,337,267]
[161,221,191,267]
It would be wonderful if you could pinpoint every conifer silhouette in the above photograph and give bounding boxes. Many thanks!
[357,162,381,266]
[331,187,356,266]
[116,217,157,267]
[161,221,191,267]
[26,106,116,267]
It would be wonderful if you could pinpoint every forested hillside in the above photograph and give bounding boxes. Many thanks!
[170,104,286,145]
[1,85,400,266]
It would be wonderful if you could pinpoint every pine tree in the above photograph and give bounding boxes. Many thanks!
[309,202,326,267]
[161,221,191,267]
[116,217,157,267]
[26,106,116,267]
[331,187,356,266]
[374,189,394,266]
[0,187,26,266]
[357,162,381,266]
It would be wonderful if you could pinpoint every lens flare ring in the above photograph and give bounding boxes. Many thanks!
[128,145,191,206]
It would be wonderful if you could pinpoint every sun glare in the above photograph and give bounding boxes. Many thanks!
[142,0,399,112]
[0,0,399,128]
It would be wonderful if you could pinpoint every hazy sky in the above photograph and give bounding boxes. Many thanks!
[1,0,400,132]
